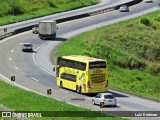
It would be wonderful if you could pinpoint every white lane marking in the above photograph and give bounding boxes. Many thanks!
[121,98,160,110]
[20,42,23,45]
[32,42,55,77]
[33,36,37,38]
[9,58,11,61]
[15,66,19,70]
[84,21,89,23]
[32,77,39,82]
[11,50,14,53]
[59,89,69,94]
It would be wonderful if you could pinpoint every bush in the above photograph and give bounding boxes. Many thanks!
[114,56,130,68]
[129,58,146,69]
[126,23,134,28]
[140,18,150,26]
[155,14,160,21]
[146,63,160,75]
[83,43,111,59]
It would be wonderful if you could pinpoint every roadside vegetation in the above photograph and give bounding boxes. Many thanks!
[0,0,98,26]
[0,80,124,120]
[55,11,160,101]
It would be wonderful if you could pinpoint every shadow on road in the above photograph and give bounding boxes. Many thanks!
[108,90,128,98]
[22,50,37,53]
[40,37,67,41]
[59,87,129,98]
[55,37,67,41]
[82,91,128,98]
[93,103,121,108]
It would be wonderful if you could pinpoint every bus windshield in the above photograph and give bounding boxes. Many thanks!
[89,61,106,69]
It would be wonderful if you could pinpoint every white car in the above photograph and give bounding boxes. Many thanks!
[22,43,33,52]
[92,93,117,107]
[144,0,153,3]
[119,5,129,12]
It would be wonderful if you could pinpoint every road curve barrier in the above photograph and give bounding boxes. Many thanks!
[89,7,116,16]
[0,32,15,40]
[0,0,143,40]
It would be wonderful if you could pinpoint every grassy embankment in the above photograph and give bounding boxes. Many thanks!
[0,0,98,26]
[55,11,160,101]
[0,80,125,120]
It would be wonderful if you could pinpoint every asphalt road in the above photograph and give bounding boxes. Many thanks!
[0,0,160,119]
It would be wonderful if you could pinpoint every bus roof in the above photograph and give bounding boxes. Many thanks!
[61,55,106,63]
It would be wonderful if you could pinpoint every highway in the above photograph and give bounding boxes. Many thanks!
[0,0,160,119]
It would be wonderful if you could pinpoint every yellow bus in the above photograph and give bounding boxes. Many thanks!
[53,55,108,94]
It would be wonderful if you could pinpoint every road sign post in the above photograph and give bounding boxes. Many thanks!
[4,28,7,32]
[100,102,104,116]
[47,89,52,98]
[11,76,15,86]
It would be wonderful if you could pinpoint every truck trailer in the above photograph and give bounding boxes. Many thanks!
[38,20,58,39]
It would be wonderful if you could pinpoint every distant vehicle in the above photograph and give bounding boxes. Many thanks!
[53,55,108,94]
[119,5,129,12]
[32,25,39,34]
[22,43,33,52]
[38,20,58,39]
[92,93,117,107]
[144,0,153,3]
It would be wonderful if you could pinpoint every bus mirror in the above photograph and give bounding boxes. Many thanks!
[53,66,56,72]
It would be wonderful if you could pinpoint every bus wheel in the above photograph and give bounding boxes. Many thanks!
[79,86,83,95]
[76,86,80,94]
[60,81,63,88]
[53,33,56,39]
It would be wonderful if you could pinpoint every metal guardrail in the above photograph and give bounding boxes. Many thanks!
[89,0,143,16]
[0,32,15,40]
[89,7,116,16]
[0,0,143,40]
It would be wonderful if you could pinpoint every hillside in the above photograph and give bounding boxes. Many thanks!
[55,11,160,100]
[0,0,97,25]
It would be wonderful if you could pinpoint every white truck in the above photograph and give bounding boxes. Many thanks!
[38,20,58,39]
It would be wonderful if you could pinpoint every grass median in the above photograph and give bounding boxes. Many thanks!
[0,80,125,120]
[55,11,160,101]
[0,0,98,26]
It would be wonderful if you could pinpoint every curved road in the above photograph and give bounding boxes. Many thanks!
[0,0,160,119]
